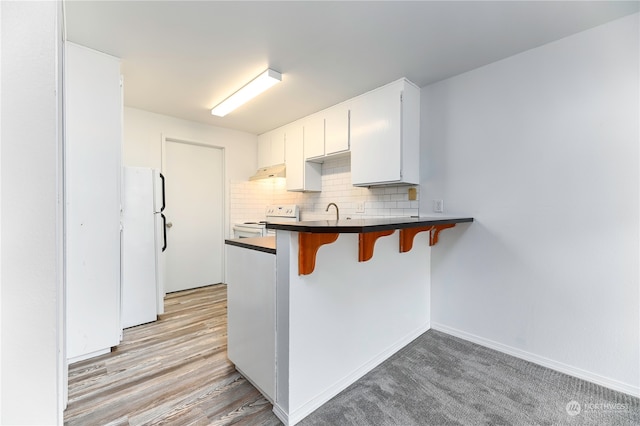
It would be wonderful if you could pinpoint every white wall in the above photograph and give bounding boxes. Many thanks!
[421,14,639,395]
[1,1,63,424]
[123,107,256,179]
[276,230,431,424]
[123,107,258,238]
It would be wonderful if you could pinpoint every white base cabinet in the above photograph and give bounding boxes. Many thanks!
[226,244,276,402]
[65,42,122,361]
[350,78,420,187]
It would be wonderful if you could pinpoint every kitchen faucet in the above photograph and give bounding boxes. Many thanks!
[326,203,339,221]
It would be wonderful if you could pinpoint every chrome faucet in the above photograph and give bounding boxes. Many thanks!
[326,203,339,221]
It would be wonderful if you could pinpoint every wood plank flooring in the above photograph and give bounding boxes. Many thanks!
[64,284,282,426]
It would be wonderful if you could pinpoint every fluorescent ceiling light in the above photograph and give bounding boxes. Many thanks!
[210,69,282,117]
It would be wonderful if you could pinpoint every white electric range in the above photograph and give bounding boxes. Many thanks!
[233,204,299,238]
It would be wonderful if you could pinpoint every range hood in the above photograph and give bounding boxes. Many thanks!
[249,164,286,181]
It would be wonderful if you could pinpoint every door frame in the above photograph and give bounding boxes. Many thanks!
[160,135,227,289]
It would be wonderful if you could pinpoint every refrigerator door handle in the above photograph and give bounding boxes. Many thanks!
[161,213,168,252]
[159,172,166,212]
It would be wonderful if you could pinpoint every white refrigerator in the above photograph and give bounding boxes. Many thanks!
[122,167,167,328]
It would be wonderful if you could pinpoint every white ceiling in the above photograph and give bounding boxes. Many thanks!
[65,1,639,135]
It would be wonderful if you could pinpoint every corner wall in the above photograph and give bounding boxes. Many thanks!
[420,14,639,395]
[1,1,63,423]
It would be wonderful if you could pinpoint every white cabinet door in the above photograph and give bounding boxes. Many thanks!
[271,128,286,165]
[303,115,325,160]
[257,133,271,168]
[324,103,350,155]
[226,245,276,401]
[351,79,420,187]
[286,124,322,192]
[286,125,304,191]
[66,42,122,361]
[351,83,403,185]
[257,130,285,168]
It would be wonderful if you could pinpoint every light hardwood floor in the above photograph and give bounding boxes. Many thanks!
[64,284,281,425]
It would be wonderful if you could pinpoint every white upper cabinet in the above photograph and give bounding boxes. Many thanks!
[260,77,419,191]
[304,103,350,162]
[303,115,325,160]
[285,125,303,190]
[286,124,321,192]
[350,79,420,187]
[271,128,286,165]
[257,133,271,168]
[257,129,286,168]
[324,103,350,156]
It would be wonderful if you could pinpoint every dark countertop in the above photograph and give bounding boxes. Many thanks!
[266,216,474,234]
[225,236,276,254]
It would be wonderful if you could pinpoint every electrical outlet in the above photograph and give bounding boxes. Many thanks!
[433,199,444,213]
[408,187,417,201]
[356,202,365,213]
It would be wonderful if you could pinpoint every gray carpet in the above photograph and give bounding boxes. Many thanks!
[298,329,639,426]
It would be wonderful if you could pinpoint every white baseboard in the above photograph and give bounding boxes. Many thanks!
[431,322,640,398]
[273,403,289,426]
[279,322,431,426]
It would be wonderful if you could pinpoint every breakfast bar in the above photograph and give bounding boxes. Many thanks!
[265,216,473,425]
[267,217,474,275]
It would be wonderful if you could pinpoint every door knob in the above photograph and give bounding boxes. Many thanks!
[166,222,173,228]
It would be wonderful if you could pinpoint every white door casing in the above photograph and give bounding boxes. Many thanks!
[162,139,224,293]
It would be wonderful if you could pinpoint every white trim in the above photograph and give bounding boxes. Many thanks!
[272,403,289,426]
[432,323,640,398]
[57,0,67,417]
[283,322,431,426]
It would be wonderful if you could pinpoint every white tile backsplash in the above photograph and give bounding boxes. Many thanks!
[229,156,419,232]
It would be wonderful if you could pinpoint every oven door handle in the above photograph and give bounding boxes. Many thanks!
[233,226,265,238]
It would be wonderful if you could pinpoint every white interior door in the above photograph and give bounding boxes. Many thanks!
[163,140,224,293]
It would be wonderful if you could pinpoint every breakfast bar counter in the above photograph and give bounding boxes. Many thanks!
[266,216,473,234]
[268,216,473,275]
